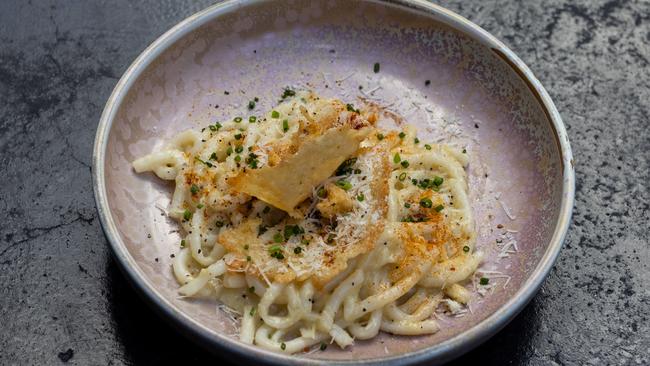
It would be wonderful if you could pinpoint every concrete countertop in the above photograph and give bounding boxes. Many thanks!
[0,0,647,365]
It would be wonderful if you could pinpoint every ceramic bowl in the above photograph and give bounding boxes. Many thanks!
[93,1,574,364]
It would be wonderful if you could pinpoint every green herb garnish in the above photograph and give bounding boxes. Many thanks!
[419,198,433,208]
[335,180,352,191]
[194,156,213,167]
[346,103,360,113]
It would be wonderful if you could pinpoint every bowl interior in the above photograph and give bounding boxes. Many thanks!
[102,0,564,362]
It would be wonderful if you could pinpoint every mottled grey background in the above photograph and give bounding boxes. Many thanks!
[0,0,648,365]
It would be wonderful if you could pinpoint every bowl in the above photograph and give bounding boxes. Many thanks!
[92,1,574,364]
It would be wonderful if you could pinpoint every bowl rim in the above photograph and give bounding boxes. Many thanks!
[92,0,575,364]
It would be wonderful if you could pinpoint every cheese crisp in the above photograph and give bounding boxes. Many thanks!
[133,91,480,354]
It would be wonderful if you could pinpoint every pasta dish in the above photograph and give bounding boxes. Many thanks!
[133,91,480,353]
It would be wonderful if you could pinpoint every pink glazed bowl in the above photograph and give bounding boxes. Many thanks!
[92,1,575,364]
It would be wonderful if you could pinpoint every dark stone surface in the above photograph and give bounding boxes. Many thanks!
[0,0,647,365]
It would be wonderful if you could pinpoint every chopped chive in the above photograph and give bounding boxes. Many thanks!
[194,156,213,167]
[246,255,252,262]
[244,244,249,250]
[480,277,489,285]
[301,238,310,245]
[226,146,233,156]
[282,119,289,132]
[433,176,444,186]
[357,193,365,202]
[209,125,217,132]
[393,153,401,164]
[398,172,407,181]
[249,116,257,123]
[434,204,444,212]
[425,144,432,150]
[411,178,418,185]
[377,133,384,140]
[215,221,224,227]
[346,103,360,113]
[281,88,296,100]
[404,202,411,208]
[271,110,280,118]
[317,187,327,198]
[235,145,244,153]
[196,203,204,209]
[420,198,433,208]
[190,184,199,195]
[401,160,410,168]
[463,245,470,253]
[462,148,467,153]
[398,132,406,139]
[335,180,352,191]
[373,62,380,73]
[273,233,283,243]
[209,152,217,160]
[320,342,327,351]
[214,122,222,130]
[250,307,256,316]
[180,239,186,248]
[234,133,242,140]
[280,342,286,351]
[234,117,242,123]
[414,137,420,144]
[234,155,241,163]
[294,246,302,254]
[247,100,256,110]
[183,209,192,221]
